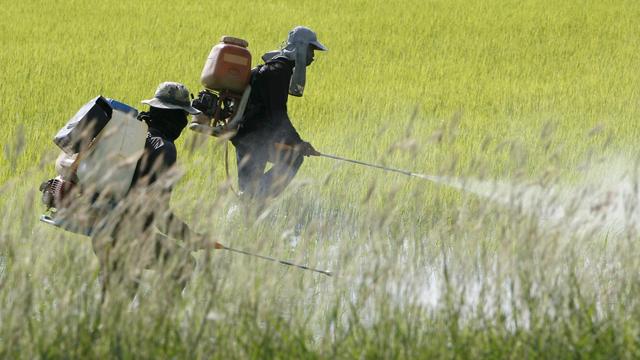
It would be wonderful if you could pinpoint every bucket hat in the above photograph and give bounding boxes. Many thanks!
[142,82,200,115]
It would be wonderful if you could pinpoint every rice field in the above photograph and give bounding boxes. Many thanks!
[1,0,640,358]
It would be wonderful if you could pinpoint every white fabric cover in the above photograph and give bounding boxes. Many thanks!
[76,109,148,200]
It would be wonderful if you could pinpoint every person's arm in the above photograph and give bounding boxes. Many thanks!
[147,172,211,250]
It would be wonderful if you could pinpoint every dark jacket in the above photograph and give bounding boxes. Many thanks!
[232,59,303,148]
[130,127,178,188]
[119,122,191,241]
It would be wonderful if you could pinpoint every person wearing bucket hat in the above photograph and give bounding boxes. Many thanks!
[90,81,207,296]
[134,81,200,185]
[227,26,327,199]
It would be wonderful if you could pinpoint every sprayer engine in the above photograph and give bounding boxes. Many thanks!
[190,36,252,135]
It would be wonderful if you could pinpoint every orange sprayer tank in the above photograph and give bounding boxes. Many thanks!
[200,36,252,94]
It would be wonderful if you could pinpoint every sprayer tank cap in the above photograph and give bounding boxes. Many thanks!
[220,36,249,48]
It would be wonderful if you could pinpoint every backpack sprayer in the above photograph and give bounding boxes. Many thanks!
[39,97,146,234]
[190,36,253,135]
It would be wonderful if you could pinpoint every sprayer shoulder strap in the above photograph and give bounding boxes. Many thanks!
[250,65,264,87]
[242,65,265,114]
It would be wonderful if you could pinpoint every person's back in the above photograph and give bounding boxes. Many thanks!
[233,59,301,148]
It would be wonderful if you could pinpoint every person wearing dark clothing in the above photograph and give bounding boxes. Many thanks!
[91,82,204,297]
[233,60,302,147]
[131,108,183,187]
[126,107,194,241]
[203,26,327,199]
[232,59,307,198]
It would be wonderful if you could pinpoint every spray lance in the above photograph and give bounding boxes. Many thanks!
[209,240,332,277]
[275,143,441,183]
[41,211,332,276]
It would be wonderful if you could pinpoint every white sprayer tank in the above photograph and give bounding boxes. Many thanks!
[76,109,148,200]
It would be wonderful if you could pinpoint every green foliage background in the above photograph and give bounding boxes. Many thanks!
[1,0,640,358]
[2,0,639,181]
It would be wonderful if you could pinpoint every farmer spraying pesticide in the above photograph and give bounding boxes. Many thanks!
[92,82,211,294]
[40,82,210,295]
[188,29,452,197]
[192,26,327,200]
[40,80,332,295]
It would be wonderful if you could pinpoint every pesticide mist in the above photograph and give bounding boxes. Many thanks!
[375,155,640,325]
[437,156,640,237]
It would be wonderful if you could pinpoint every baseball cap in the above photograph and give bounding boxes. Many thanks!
[288,26,328,51]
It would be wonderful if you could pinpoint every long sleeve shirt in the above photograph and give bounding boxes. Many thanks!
[232,59,303,148]
[126,127,193,242]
